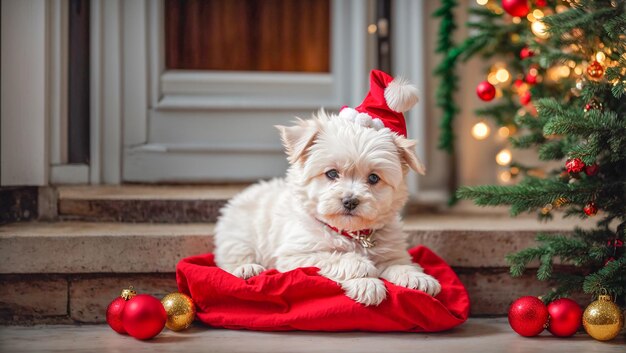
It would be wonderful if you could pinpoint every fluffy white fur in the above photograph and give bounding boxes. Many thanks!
[214,110,440,306]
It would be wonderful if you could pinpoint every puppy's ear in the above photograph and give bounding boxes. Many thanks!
[275,119,319,164]
[394,135,426,175]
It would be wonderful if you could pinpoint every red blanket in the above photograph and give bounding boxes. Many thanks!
[176,246,470,332]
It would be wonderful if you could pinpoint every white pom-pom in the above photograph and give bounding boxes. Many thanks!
[338,107,358,121]
[371,118,385,130]
[355,113,373,127]
[384,77,419,113]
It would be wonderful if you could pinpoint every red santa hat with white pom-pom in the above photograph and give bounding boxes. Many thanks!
[338,69,419,137]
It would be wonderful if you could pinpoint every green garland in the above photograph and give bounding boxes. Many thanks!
[433,0,459,154]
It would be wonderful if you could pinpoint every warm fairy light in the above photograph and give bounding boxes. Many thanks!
[567,60,577,68]
[556,5,568,13]
[532,9,544,19]
[367,24,377,34]
[510,33,520,43]
[527,13,536,22]
[471,121,491,140]
[595,52,606,62]
[496,149,512,166]
[558,65,571,77]
[512,16,521,24]
[574,66,583,75]
[496,68,510,82]
[499,171,512,182]
[529,67,539,76]
[498,126,511,138]
[510,167,520,175]
[488,72,499,85]
[476,0,488,5]
[532,21,549,39]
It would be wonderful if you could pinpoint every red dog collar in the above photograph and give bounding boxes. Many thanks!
[318,220,377,248]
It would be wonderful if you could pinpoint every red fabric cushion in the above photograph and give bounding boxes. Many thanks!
[176,246,470,332]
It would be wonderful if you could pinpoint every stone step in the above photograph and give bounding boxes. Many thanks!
[0,216,588,323]
[57,185,247,223]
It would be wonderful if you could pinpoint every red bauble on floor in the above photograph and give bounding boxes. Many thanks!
[106,297,128,334]
[547,298,583,337]
[122,294,167,340]
[508,296,549,337]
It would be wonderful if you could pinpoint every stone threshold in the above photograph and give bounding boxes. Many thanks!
[1,318,624,353]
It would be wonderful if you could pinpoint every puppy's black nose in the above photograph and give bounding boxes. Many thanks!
[342,197,360,211]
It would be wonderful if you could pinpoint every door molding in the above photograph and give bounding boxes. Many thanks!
[121,0,370,183]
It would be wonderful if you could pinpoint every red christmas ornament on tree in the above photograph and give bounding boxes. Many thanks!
[508,296,549,337]
[534,0,547,7]
[106,286,137,334]
[565,158,585,173]
[476,81,496,101]
[547,298,583,337]
[520,91,532,105]
[586,61,604,79]
[525,72,538,85]
[502,0,530,17]
[584,163,599,176]
[520,47,534,59]
[122,294,167,340]
[584,202,598,216]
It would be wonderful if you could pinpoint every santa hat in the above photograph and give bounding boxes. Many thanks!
[338,69,419,137]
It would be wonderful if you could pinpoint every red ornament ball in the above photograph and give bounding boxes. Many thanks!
[547,298,583,337]
[476,81,496,101]
[586,61,604,79]
[520,91,532,105]
[122,294,167,340]
[525,72,538,85]
[520,47,534,59]
[534,0,547,7]
[106,297,128,334]
[565,158,585,173]
[509,296,549,337]
[502,0,530,17]
[584,163,599,176]
[583,202,598,216]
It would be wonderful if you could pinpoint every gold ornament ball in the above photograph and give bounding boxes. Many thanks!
[582,295,624,341]
[161,292,196,331]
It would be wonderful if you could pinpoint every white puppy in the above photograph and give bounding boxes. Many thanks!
[215,72,441,306]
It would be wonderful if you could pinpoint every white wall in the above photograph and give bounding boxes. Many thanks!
[1,0,49,186]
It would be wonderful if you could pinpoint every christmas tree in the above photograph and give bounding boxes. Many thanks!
[436,0,626,303]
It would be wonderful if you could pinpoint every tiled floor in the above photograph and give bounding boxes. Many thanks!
[0,318,623,353]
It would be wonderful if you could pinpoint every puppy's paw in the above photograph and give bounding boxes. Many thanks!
[232,263,266,279]
[380,264,441,296]
[319,253,378,281]
[341,277,387,306]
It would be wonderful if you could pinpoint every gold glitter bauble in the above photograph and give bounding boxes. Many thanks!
[586,61,604,79]
[582,295,624,341]
[161,292,196,331]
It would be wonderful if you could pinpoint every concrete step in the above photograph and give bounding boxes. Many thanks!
[57,185,247,223]
[0,216,589,324]
[2,318,623,353]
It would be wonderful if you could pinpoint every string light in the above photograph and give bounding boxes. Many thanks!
[496,149,512,166]
[532,21,549,39]
[512,16,521,24]
[498,126,511,138]
[476,0,488,5]
[496,68,511,82]
[499,171,512,182]
[367,24,377,34]
[595,52,606,62]
[532,9,544,19]
[471,121,491,140]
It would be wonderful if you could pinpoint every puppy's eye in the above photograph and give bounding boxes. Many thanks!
[367,173,380,185]
[325,169,339,180]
